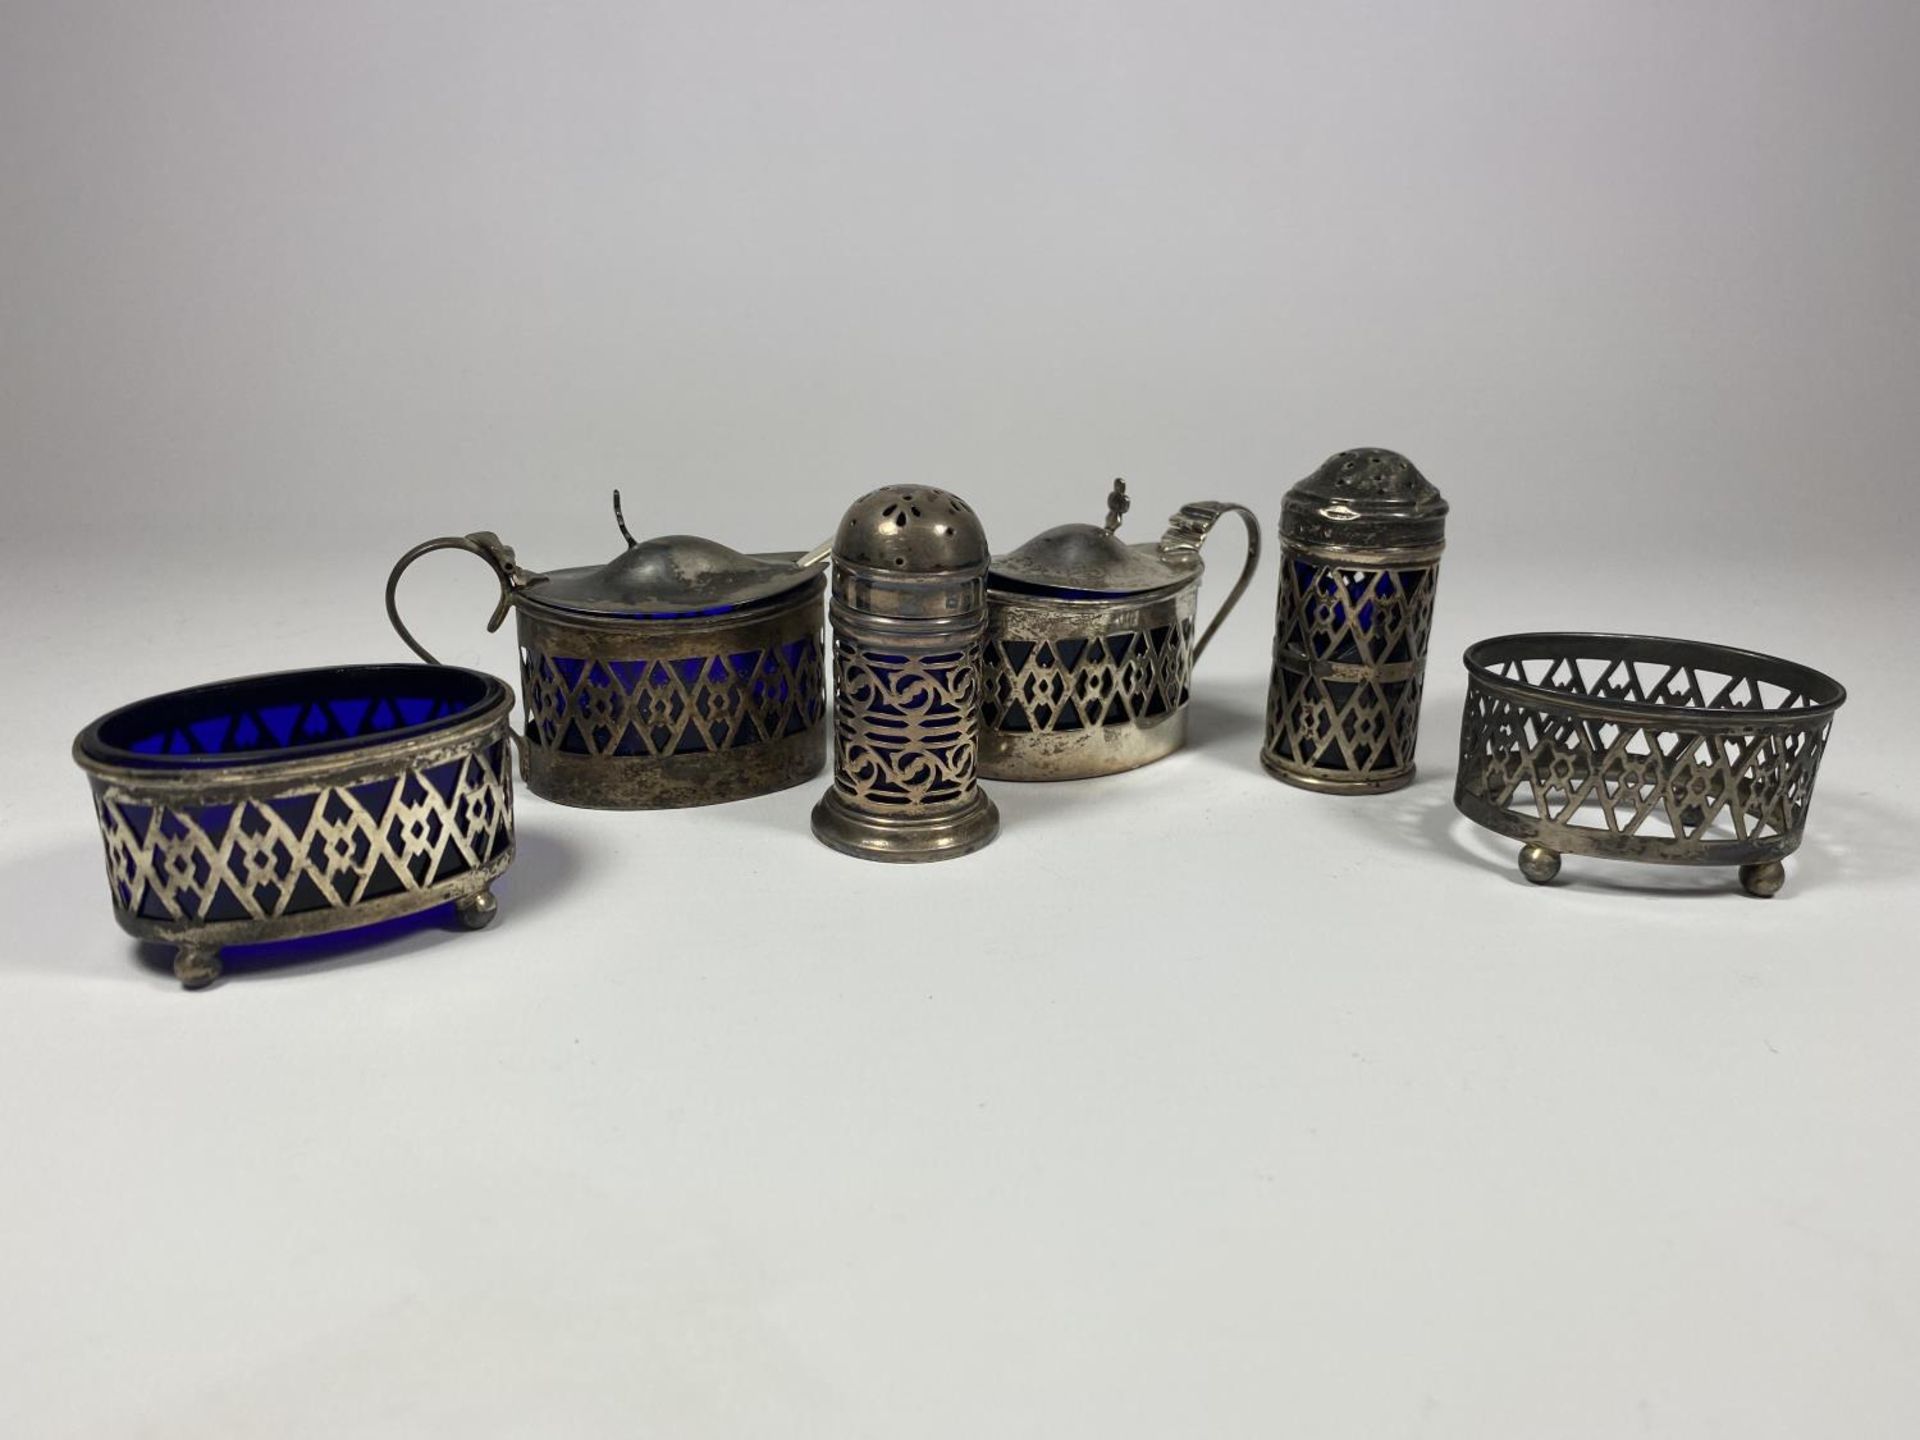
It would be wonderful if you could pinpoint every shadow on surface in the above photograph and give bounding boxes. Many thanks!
[1336,777,1912,902]
[1786,789,1918,892]
[982,763,1173,836]
[202,823,592,985]
[1183,678,1269,774]
[686,753,1185,841]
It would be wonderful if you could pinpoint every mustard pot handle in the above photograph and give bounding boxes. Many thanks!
[1159,501,1262,662]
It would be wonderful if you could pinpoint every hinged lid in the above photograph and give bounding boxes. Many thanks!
[989,480,1203,596]
[1281,448,1449,551]
[522,492,826,618]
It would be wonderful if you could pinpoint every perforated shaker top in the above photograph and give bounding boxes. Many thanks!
[832,487,990,574]
[1280,449,1449,551]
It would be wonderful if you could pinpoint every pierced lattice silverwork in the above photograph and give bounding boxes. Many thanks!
[75,666,517,988]
[385,506,830,810]
[521,638,824,758]
[91,740,513,927]
[1262,448,1446,794]
[985,621,1192,735]
[1264,557,1438,786]
[1453,634,1845,895]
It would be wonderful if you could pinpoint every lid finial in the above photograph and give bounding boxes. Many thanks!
[612,489,639,550]
[1103,478,1130,535]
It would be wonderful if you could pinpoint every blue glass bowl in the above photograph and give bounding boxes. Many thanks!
[73,664,516,987]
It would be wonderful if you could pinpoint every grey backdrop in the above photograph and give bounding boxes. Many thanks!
[7,7,1920,1436]
[6,0,1916,568]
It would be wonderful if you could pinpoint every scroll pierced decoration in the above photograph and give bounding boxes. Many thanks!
[831,640,982,808]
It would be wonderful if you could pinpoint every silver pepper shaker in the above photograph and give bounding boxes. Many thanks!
[1262,449,1449,793]
[811,486,1000,861]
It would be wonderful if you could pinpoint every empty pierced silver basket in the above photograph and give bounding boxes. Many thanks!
[1453,633,1846,896]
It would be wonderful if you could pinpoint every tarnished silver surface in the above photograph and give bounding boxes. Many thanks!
[981,480,1260,781]
[1454,633,1846,895]
[1262,449,1446,794]
[1278,446,1449,552]
[386,493,829,810]
[530,491,825,616]
[811,486,999,862]
[73,665,516,988]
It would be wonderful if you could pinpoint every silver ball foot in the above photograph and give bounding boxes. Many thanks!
[1739,860,1786,898]
[174,944,222,990]
[1518,843,1562,885]
[455,886,499,930]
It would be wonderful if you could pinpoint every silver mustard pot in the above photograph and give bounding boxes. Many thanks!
[387,492,829,810]
[980,480,1260,781]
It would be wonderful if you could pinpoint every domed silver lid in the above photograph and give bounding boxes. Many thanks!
[1281,448,1448,551]
[832,486,989,573]
[521,492,825,618]
[990,480,1202,596]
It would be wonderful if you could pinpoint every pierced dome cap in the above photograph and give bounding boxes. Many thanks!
[833,486,989,573]
[1281,448,1449,551]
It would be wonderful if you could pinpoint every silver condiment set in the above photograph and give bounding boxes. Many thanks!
[75,446,1858,986]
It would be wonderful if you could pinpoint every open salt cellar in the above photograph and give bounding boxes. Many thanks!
[1454,633,1846,896]
[74,664,517,988]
